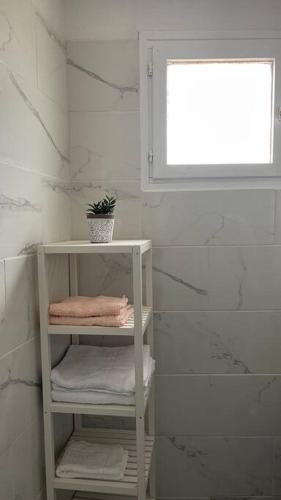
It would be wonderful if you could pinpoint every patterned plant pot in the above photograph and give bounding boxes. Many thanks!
[87,214,115,243]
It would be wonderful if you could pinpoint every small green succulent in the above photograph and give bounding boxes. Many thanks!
[86,195,116,216]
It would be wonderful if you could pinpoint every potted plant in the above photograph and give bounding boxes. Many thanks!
[86,195,116,243]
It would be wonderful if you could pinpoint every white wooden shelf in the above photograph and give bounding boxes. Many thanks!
[54,429,154,497]
[38,240,155,500]
[48,306,152,336]
[41,239,151,254]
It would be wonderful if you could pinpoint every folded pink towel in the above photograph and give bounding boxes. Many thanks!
[49,306,134,327]
[49,296,128,318]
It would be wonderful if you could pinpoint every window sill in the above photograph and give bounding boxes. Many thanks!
[142,176,281,191]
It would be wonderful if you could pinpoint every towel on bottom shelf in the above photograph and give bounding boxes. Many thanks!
[51,344,154,394]
[56,438,128,480]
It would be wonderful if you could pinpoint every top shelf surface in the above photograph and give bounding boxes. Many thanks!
[39,240,152,255]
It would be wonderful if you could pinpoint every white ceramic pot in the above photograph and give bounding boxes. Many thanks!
[87,214,115,243]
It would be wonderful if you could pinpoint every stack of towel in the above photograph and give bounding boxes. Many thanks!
[56,437,128,480]
[49,295,134,327]
[51,344,155,405]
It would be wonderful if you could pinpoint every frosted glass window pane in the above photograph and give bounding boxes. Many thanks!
[167,60,273,165]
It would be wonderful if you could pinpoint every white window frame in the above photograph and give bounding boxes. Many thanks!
[139,30,281,191]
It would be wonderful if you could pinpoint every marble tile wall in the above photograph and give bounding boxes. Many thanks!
[0,1,70,499]
[67,38,281,500]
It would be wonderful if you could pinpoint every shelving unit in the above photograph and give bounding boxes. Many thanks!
[37,240,155,500]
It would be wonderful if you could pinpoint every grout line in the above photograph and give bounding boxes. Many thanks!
[156,373,281,377]
[156,434,281,439]
[69,110,139,114]
[0,156,71,183]
[151,243,281,248]
[153,309,281,312]
[0,335,39,363]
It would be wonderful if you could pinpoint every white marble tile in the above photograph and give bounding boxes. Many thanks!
[210,245,281,310]
[35,6,67,109]
[70,181,141,240]
[64,0,138,41]
[142,190,275,245]
[0,0,37,85]
[41,176,72,244]
[0,255,38,358]
[0,337,41,455]
[153,247,209,310]
[153,246,281,311]
[0,162,43,259]
[156,375,281,435]
[0,65,69,179]
[79,253,133,301]
[155,311,281,375]
[0,162,71,259]
[273,438,281,495]
[273,190,281,243]
[32,0,66,40]
[156,436,273,497]
[67,40,139,112]
[70,111,139,180]
[0,414,44,500]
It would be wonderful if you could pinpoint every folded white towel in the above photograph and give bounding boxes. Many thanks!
[51,345,153,394]
[56,438,128,480]
[52,382,152,406]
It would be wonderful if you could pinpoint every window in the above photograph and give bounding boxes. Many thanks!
[140,32,281,190]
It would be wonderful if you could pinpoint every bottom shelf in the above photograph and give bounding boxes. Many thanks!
[74,494,155,500]
[74,496,155,500]
[54,428,154,496]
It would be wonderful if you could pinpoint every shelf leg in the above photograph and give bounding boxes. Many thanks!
[69,254,82,432]
[145,248,156,499]
[38,249,57,500]
[133,247,146,500]
[44,412,57,500]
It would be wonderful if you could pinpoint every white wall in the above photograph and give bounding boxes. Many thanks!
[64,0,281,40]
[65,1,281,499]
[0,1,70,498]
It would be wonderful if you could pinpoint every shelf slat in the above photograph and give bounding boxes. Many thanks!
[54,428,154,496]
[48,306,152,337]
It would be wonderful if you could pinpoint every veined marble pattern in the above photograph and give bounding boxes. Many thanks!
[0,64,69,178]
[153,246,281,310]
[154,311,281,374]
[32,0,66,38]
[70,111,140,180]
[67,40,139,112]
[0,0,69,497]
[0,256,38,359]
[156,375,281,435]
[0,0,37,85]
[78,253,133,301]
[0,337,41,455]
[156,436,273,497]
[273,438,281,495]
[35,5,67,109]
[142,190,276,245]
[62,32,281,500]
[0,413,44,500]
[0,162,71,259]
